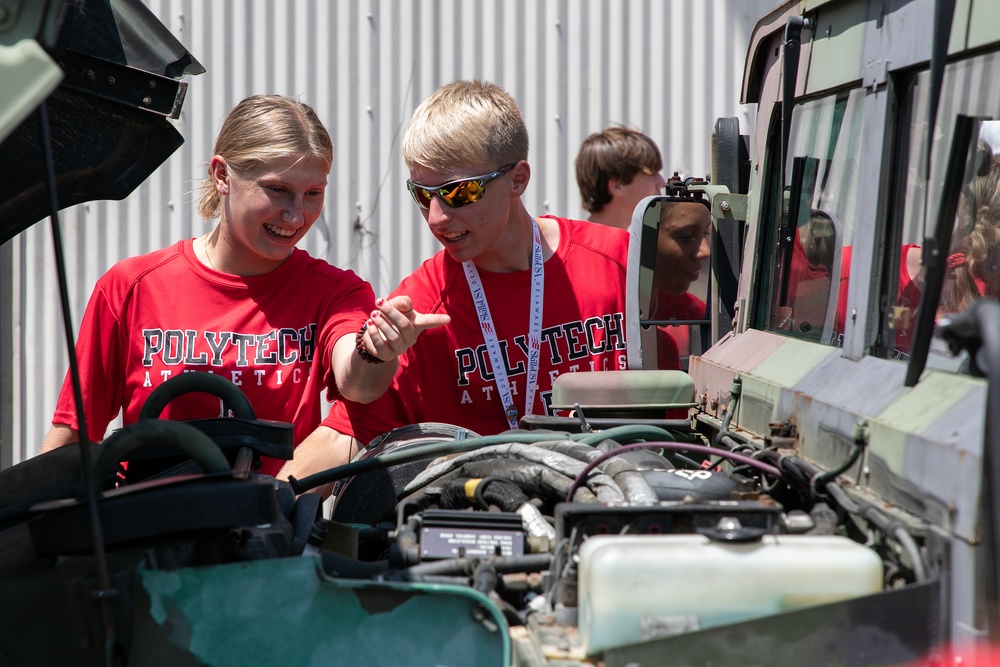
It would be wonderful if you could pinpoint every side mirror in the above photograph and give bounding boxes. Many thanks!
[626,194,713,371]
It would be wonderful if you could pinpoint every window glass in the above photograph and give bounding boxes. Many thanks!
[894,54,1000,367]
[765,88,866,344]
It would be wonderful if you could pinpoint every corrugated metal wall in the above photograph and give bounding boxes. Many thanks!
[2,0,775,466]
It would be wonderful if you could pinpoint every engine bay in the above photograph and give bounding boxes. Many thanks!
[282,370,930,664]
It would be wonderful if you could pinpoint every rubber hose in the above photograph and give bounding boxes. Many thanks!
[402,554,553,577]
[293,425,693,496]
[473,563,498,594]
[138,371,255,421]
[389,517,421,569]
[574,424,680,446]
[479,477,530,512]
[319,551,390,579]
[825,482,928,582]
[402,443,625,502]
[91,419,230,485]
[400,460,596,507]
[529,439,659,503]
[458,459,574,499]
[291,431,581,494]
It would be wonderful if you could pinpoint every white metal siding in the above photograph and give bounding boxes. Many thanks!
[3,0,775,465]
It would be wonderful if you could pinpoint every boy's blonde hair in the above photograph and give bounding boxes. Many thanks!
[401,80,528,173]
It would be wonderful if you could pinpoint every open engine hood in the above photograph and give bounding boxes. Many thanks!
[0,0,203,245]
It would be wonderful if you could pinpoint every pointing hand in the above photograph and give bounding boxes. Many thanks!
[361,295,450,361]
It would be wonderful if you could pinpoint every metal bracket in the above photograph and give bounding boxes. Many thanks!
[862,58,890,89]
[58,49,187,118]
[687,182,749,223]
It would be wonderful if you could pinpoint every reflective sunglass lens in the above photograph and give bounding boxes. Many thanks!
[438,184,462,207]
[459,180,486,206]
[409,185,432,209]
[441,180,484,208]
[418,188,435,208]
[408,165,511,210]
[443,184,465,207]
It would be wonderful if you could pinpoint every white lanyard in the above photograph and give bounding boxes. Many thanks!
[462,218,544,430]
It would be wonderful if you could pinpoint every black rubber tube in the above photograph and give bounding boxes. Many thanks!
[401,554,553,577]
[138,371,255,421]
[92,420,231,483]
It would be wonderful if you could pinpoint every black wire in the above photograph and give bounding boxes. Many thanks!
[812,428,867,493]
[473,476,505,510]
[672,453,704,469]
[565,441,783,503]
[39,101,117,665]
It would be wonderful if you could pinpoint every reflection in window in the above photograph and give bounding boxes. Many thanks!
[896,53,1000,366]
[952,135,1000,305]
[932,134,999,317]
[767,89,865,345]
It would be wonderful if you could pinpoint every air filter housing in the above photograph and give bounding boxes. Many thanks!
[548,370,696,419]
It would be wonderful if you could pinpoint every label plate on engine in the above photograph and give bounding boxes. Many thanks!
[421,527,525,559]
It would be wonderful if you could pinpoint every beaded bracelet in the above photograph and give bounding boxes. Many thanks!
[355,322,384,364]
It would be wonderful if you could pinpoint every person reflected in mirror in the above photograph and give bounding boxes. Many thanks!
[775,211,839,334]
[279,81,631,491]
[575,127,667,229]
[650,198,712,370]
[41,94,445,476]
[830,143,1000,356]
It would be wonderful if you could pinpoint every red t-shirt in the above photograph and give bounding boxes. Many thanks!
[52,239,374,475]
[835,244,921,355]
[785,231,836,332]
[652,292,707,371]
[322,216,630,444]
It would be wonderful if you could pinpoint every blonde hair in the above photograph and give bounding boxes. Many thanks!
[401,80,528,172]
[197,95,333,219]
[963,151,1000,291]
[937,145,1000,315]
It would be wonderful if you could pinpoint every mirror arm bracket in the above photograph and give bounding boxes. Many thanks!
[687,183,748,224]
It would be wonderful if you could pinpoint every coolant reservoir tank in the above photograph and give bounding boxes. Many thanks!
[578,531,883,655]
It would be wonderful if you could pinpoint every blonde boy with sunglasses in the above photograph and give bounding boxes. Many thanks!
[279,80,630,489]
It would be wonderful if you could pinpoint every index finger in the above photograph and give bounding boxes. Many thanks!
[413,312,451,332]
